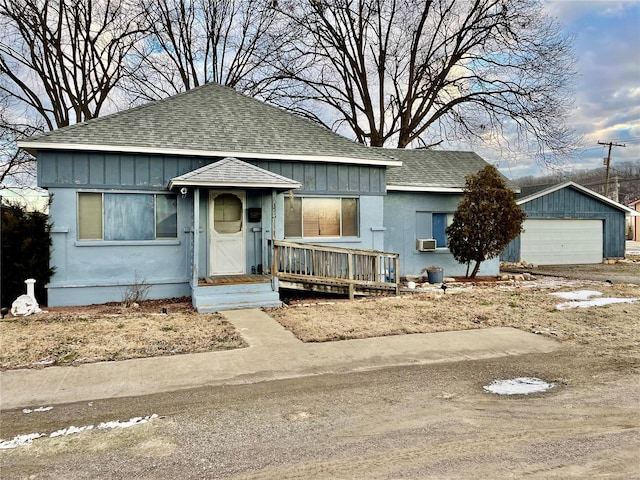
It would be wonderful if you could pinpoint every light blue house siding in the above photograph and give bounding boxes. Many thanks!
[45,187,193,306]
[383,192,499,278]
[501,186,627,262]
[39,150,387,306]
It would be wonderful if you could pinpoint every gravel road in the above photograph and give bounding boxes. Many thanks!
[2,347,638,479]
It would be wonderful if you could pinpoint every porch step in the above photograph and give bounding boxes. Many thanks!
[193,281,281,313]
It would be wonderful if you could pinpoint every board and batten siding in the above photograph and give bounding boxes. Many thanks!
[250,160,385,195]
[501,186,626,262]
[37,151,386,195]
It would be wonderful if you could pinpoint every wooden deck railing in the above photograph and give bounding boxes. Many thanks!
[272,240,400,299]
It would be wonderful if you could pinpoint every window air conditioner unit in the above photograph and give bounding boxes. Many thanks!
[416,238,437,251]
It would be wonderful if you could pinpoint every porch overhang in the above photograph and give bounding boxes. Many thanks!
[168,157,301,191]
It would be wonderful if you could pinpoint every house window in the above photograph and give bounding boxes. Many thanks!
[156,195,178,238]
[78,192,177,240]
[284,197,358,238]
[78,193,103,240]
[432,213,454,247]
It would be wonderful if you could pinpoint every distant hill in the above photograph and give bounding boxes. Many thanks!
[515,160,640,205]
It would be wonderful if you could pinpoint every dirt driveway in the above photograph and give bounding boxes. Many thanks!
[514,262,639,285]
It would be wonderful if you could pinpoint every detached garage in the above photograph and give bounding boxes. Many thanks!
[502,181,637,265]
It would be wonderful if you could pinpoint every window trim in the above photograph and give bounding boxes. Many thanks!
[77,191,178,242]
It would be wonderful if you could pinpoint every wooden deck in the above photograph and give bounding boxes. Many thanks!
[198,274,271,287]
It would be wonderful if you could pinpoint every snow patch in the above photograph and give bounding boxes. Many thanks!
[550,290,637,310]
[484,377,555,395]
[0,433,44,449]
[551,290,603,301]
[23,406,53,414]
[556,297,637,310]
[97,414,159,430]
[0,414,159,449]
[50,425,94,438]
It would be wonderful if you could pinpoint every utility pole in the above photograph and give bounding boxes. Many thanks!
[598,141,625,197]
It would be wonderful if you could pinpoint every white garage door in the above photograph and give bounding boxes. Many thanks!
[520,219,603,265]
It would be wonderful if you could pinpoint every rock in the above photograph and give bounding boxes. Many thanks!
[10,295,42,316]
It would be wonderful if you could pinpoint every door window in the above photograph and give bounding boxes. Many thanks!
[214,193,242,234]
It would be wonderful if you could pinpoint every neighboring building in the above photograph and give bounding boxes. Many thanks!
[19,83,497,310]
[502,181,639,265]
[627,198,640,240]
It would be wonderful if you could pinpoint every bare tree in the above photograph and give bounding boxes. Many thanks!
[0,114,41,186]
[0,0,146,131]
[127,0,287,101]
[0,0,146,184]
[0,84,44,186]
[275,0,578,161]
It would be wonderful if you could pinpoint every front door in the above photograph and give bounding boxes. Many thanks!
[209,191,245,275]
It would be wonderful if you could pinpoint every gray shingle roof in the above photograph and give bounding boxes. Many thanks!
[19,83,398,166]
[384,149,492,190]
[168,157,301,190]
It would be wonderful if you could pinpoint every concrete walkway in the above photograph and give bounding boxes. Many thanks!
[0,310,560,410]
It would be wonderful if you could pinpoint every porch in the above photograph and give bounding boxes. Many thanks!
[171,158,399,312]
[193,242,401,312]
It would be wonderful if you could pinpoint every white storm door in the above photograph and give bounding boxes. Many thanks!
[209,191,245,275]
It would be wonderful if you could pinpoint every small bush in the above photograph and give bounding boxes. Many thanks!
[121,273,152,307]
[1,200,54,307]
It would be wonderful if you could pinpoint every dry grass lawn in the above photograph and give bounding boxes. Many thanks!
[268,280,640,359]
[0,298,246,370]
[2,274,639,371]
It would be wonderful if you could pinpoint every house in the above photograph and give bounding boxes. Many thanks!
[382,149,504,278]
[19,83,496,311]
[501,181,639,265]
[627,198,640,241]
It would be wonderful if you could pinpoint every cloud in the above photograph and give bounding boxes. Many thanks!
[495,1,640,178]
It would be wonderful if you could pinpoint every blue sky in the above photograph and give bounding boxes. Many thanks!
[495,0,640,180]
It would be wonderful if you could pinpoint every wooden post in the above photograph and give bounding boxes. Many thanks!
[394,256,400,296]
[347,252,354,299]
[272,243,278,277]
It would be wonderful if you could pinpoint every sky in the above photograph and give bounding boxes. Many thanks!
[495,0,640,180]
[2,0,637,192]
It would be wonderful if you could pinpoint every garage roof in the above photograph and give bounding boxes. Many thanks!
[518,181,639,216]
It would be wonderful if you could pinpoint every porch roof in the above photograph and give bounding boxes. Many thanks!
[168,157,301,190]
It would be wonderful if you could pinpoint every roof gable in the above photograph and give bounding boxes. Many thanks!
[19,83,400,167]
[168,157,301,190]
[517,181,639,216]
